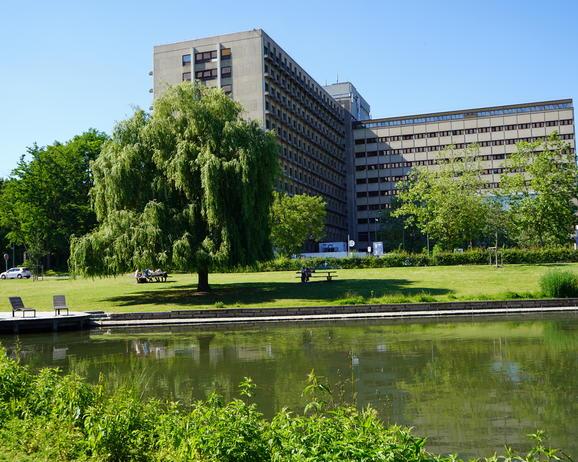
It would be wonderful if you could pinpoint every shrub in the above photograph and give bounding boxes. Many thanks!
[0,352,567,461]
[539,270,578,298]
[220,247,578,274]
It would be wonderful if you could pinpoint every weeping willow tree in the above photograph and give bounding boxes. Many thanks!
[69,82,279,291]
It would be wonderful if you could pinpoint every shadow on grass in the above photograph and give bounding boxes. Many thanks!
[104,278,453,308]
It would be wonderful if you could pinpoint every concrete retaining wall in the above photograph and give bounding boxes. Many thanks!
[107,298,578,321]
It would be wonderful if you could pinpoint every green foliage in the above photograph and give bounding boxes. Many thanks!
[391,134,577,251]
[69,82,279,290]
[244,247,578,272]
[393,145,502,250]
[378,199,426,252]
[0,353,566,461]
[0,179,9,253]
[501,132,578,247]
[270,192,326,256]
[0,130,108,269]
[539,270,578,298]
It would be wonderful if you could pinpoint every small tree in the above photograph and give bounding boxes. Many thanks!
[500,132,578,247]
[69,83,279,291]
[393,145,496,250]
[270,192,326,256]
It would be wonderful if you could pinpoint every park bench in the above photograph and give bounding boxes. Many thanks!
[8,296,37,318]
[295,269,338,282]
[52,295,70,316]
[136,271,169,283]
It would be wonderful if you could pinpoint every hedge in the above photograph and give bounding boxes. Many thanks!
[223,247,578,273]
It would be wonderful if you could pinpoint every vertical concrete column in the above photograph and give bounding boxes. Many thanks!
[217,42,221,88]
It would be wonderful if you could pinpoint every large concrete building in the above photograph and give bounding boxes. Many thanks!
[324,82,371,121]
[153,30,575,250]
[153,29,352,242]
[353,100,575,245]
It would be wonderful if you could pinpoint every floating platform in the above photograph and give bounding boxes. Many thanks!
[0,312,93,334]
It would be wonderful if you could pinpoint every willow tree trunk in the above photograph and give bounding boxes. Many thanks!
[197,269,210,292]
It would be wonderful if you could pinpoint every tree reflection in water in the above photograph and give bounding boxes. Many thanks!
[1,314,577,459]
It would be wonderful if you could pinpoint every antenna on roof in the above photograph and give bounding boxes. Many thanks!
[336,73,339,83]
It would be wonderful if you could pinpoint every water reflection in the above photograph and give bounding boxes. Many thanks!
[2,314,577,458]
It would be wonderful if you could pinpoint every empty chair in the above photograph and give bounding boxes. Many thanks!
[52,295,70,316]
[8,297,36,318]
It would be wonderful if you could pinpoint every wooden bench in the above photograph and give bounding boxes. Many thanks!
[8,296,37,318]
[295,270,338,282]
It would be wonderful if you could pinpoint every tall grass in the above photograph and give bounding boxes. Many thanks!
[540,270,578,298]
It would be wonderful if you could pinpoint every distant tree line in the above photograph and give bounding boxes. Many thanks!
[0,130,108,270]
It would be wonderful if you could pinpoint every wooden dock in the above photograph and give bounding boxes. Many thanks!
[0,312,93,334]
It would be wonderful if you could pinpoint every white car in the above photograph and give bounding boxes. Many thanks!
[0,267,32,279]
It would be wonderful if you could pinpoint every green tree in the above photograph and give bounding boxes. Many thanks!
[0,179,7,250]
[270,192,326,256]
[393,145,496,250]
[0,130,107,269]
[69,83,279,291]
[377,198,426,252]
[500,132,578,247]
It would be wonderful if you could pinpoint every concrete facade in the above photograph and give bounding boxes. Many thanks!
[324,82,371,121]
[154,30,350,242]
[153,30,575,250]
[353,100,575,246]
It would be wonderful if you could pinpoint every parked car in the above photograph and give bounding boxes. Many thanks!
[0,267,32,279]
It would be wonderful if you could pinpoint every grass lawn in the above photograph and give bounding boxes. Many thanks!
[0,263,574,313]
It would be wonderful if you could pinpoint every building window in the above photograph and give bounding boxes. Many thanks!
[195,50,218,63]
[221,66,232,78]
[182,54,191,65]
[195,68,218,81]
[182,72,191,81]
[221,84,232,95]
[221,48,232,59]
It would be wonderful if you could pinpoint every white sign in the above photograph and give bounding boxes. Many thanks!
[373,241,384,256]
[348,240,355,248]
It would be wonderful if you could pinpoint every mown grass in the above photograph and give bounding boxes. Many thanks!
[0,263,576,313]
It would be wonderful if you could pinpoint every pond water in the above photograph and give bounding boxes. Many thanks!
[2,314,577,458]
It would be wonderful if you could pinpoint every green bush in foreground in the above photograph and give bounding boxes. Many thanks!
[540,270,578,298]
[0,351,568,461]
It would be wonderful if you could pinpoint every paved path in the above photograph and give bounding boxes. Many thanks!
[0,311,92,333]
[95,305,578,328]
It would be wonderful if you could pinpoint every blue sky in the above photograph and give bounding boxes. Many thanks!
[1,0,576,178]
